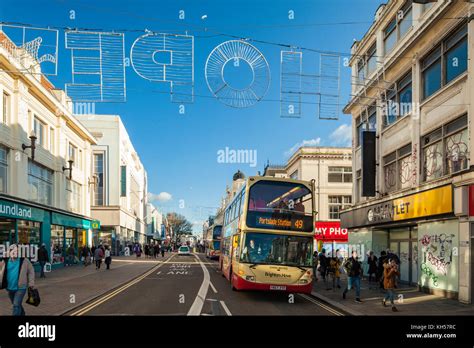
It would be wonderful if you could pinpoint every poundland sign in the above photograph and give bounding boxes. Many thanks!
[0,199,47,222]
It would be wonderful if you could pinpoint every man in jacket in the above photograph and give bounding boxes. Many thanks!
[66,245,75,267]
[0,244,36,315]
[37,244,49,278]
[342,250,363,303]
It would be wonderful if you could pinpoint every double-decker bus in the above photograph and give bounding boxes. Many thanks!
[205,225,222,260]
[219,176,315,294]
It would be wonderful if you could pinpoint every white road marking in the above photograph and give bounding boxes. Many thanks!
[187,254,210,316]
[69,254,177,316]
[210,282,218,294]
[219,301,232,316]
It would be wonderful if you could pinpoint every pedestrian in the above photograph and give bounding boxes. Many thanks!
[144,244,149,259]
[342,250,363,303]
[382,258,400,312]
[0,244,36,316]
[318,248,329,289]
[154,244,159,258]
[81,246,89,267]
[94,245,104,270]
[312,250,319,282]
[378,251,388,290]
[329,253,342,289]
[37,244,49,278]
[91,245,96,263]
[367,251,378,289]
[66,244,75,267]
[104,246,112,270]
[161,244,165,257]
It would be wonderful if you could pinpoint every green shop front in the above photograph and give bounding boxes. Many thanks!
[0,195,99,269]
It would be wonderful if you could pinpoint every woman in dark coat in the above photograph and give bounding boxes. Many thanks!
[367,251,378,288]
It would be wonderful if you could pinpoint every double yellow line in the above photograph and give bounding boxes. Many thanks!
[298,293,345,316]
[68,254,176,316]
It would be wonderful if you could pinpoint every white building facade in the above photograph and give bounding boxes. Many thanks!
[76,114,148,255]
[0,30,98,267]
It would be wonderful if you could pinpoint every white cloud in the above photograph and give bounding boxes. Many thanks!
[148,192,172,202]
[329,124,352,147]
[284,138,321,157]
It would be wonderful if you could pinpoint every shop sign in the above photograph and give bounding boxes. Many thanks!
[52,212,92,229]
[0,199,47,222]
[314,221,348,242]
[91,220,101,229]
[341,185,453,228]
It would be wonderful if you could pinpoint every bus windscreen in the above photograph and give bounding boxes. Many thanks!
[246,180,313,232]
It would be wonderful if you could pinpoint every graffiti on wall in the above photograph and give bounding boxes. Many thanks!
[419,233,455,287]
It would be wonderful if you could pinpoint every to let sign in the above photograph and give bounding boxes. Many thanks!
[314,222,348,242]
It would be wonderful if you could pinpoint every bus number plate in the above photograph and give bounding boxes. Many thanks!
[270,285,286,291]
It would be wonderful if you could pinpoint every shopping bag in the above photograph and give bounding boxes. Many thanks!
[26,287,41,307]
[44,262,52,273]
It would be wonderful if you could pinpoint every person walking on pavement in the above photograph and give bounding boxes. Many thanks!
[367,251,378,289]
[91,245,96,263]
[94,246,104,270]
[342,250,363,303]
[104,246,112,270]
[329,253,342,289]
[382,258,400,312]
[0,244,36,316]
[377,251,388,290]
[37,243,49,278]
[318,248,329,289]
[161,243,165,257]
[66,244,75,267]
[312,250,319,282]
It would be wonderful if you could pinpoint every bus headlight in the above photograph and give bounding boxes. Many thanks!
[245,276,255,282]
[298,279,309,284]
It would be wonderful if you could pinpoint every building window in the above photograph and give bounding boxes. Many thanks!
[328,196,352,219]
[356,169,362,202]
[17,220,41,245]
[356,44,377,87]
[78,149,82,170]
[422,23,467,100]
[2,92,10,124]
[384,1,413,55]
[384,143,412,193]
[34,117,46,147]
[28,160,53,205]
[66,180,82,213]
[93,153,104,206]
[328,167,352,183]
[130,175,140,216]
[290,170,298,180]
[120,165,127,197]
[383,71,412,127]
[49,127,54,153]
[0,146,7,193]
[422,114,468,182]
[356,105,377,146]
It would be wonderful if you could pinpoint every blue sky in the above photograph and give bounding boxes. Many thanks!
[1,0,381,232]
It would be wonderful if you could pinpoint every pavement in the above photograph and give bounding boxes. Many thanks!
[311,273,474,316]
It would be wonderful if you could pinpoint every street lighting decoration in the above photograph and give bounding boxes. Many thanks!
[62,159,74,180]
[22,132,37,160]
